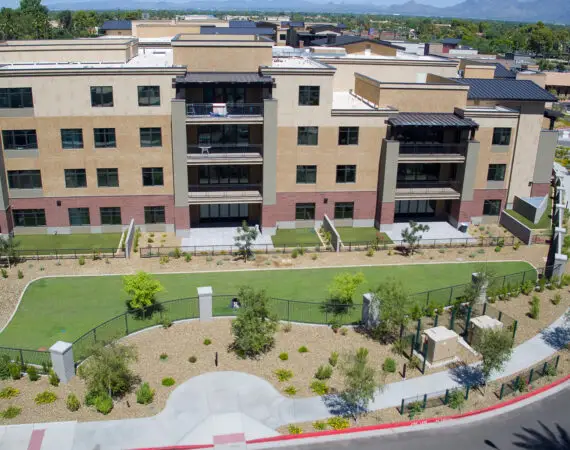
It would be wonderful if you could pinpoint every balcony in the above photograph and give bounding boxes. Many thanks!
[187,184,263,205]
[398,143,467,163]
[395,181,461,200]
[186,103,264,124]
[187,144,263,165]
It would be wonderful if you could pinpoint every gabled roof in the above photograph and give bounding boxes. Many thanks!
[309,35,404,50]
[442,38,461,45]
[494,63,516,79]
[100,20,132,31]
[387,113,479,128]
[455,78,558,102]
[200,27,274,36]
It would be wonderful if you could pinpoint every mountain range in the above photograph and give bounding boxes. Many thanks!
[42,0,570,24]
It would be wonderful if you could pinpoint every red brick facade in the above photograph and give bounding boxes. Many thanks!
[10,195,175,228]
[377,202,395,225]
[530,183,550,198]
[0,208,11,234]
[262,191,378,227]
[174,205,190,230]
[454,189,508,223]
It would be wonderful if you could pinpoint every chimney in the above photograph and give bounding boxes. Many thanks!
[327,34,336,45]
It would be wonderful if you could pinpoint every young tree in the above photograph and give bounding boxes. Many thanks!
[231,286,278,358]
[325,272,365,315]
[371,278,414,341]
[473,328,513,391]
[0,236,20,267]
[234,221,259,263]
[340,347,380,419]
[400,221,430,255]
[122,271,163,317]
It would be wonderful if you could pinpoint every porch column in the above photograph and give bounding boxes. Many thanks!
[262,98,278,234]
[450,140,479,227]
[377,139,399,231]
[0,140,12,236]
[172,99,190,237]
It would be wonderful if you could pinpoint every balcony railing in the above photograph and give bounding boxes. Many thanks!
[395,180,461,199]
[186,103,264,117]
[398,143,467,155]
[187,183,263,204]
[188,183,262,192]
[396,180,461,190]
[188,144,262,155]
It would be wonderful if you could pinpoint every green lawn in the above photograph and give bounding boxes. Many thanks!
[336,227,392,244]
[505,195,552,230]
[15,233,122,254]
[0,261,533,349]
[271,228,321,247]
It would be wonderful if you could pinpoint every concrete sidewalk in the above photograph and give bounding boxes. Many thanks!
[1,311,568,450]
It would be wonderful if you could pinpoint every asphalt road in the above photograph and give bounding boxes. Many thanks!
[277,386,570,450]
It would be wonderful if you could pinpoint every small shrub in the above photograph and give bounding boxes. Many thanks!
[311,254,318,261]
[477,248,485,254]
[545,364,557,377]
[95,393,113,415]
[392,339,406,356]
[438,248,445,254]
[40,360,51,375]
[147,238,154,244]
[310,380,329,395]
[27,365,39,381]
[494,246,502,253]
[17,270,23,279]
[159,255,169,265]
[172,247,182,259]
[78,256,86,266]
[188,356,197,363]
[521,280,535,295]
[552,293,562,305]
[48,369,60,386]
[206,256,213,262]
[298,247,305,256]
[513,376,528,393]
[329,351,339,367]
[288,424,302,435]
[136,382,155,405]
[0,386,19,399]
[184,253,192,262]
[538,278,546,292]
[366,248,374,257]
[410,304,423,321]
[203,338,212,346]
[314,365,333,380]
[84,390,99,406]
[159,353,168,361]
[35,390,57,405]
[284,385,297,396]
[327,416,349,430]
[382,357,397,373]
[1,268,7,278]
[275,369,293,382]
[66,393,81,412]
[298,346,309,353]
[161,317,172,329]
[313,420,327,431]
[0,406,21,419]
[291,249,298,259]
[281,322,292,333]
[447,389,465,410]
[339,327,348,336]
[279,352,289,361]
[161,377,175,387]
[388,249,393,256]
[408,401,423,419]
[425,302,437,318]
[216,260,223,266]
[546,279,556,291]
[408,356,422,371]
[8,363,21,380]
[529,296,540,319]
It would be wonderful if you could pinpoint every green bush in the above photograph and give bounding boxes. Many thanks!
[408,401,423,419]
[513,376,528,393]
[382,357,397,373]
[545,364,557,377]
[410,304,423,321]
[366,248,374,257]
[283,385,297,396]
[425,302,437,318]
[84,390,99,406]
[274,369,293,382]
[161,377,175,387]
[538,278,546,292]
[312,420,327,431]
[78,256,86,266]
[95,393,113,415]
[66,393,81,412]
[279,352,289,361]
[298,346,309,353]
[0,406,21,419]
[17,270,23,279]
[188,356,197,363]
[329,351,339,367]
[311,254,318,261]
[521,280,535,295]
[314,365,333,380]
[409,356,422,371]
[8,363,21,380]
[391,339,406,356]
[172,247,182,259]
[35,390,57,405]
[184,253,192,262]
[281,322,292,333]
[529,296,540,319]
[327,416,349,430]
[159,353,168,361]
[552,293,562,305]
[447,389,465,410]
[48,369,60,386]
[310,380,329,396]
[27,365,39,381]
[494,246,502,253]
[136,382,155,405]
[0,386,19,399]
[203,338,212,346]
[288,424,302,435]
[0,268,7,278]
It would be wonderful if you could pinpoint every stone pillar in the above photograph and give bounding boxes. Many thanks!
[377,139,399,230]
[361,293,379,330]
[197,286,213,321]
[471,272,488,305]
[49,341,75,383]
[262,98,278,235]
[553,254,568,279]
[171,99,190,237]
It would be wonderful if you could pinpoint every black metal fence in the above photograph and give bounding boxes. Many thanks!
[0,346,51,367]
[5,247,124,262]
[400,385,474,415]
[496,355,560,400]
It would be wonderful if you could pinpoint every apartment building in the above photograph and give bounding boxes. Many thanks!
[0,34,558,238]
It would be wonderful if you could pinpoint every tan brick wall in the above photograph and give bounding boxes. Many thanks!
[173,46,272,72]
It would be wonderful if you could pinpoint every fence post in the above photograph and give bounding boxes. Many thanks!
[464,385,470,400]
[287,300,290,322]
[434,314,439,327]
[410,335,416,360]
[422,393,427,409]
[444,389,449,404]
[49,341,75,383]
[124,313,129,336]
[450,309,456,331]
[421,353,427,374]
[19,349,24,365]
[464,306,472,336]
[543,361,548,375]
[555,355,560,369]
[415,319,421,346]
[498,311,503,322]
[400,398,405,415]
[499,383,505,400]
[483,302,487,316]
[511,321,518,343]
[528,368,534,384]
[93,328,97,343]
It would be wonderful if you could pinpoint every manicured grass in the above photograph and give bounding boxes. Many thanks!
[15,233,122,254]
[505,195,552,230]
[336,227,392,244]
[0,261,533,349]
[271,228,321,247]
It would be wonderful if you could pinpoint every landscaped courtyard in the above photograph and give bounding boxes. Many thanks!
[15,233,122,254]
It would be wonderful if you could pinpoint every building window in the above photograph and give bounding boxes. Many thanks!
[2,130,37,150]
[142,167,164,186]
[297,127,318,145]
[61,129,83,149]
[94,128,116,148]
[140,127,162,147]
[7,170,42,189]
[13,209,45,227]
[295,203,315,220]
[492,128,511,146]
[64,169,87,188]
[198,166,249,185]
[68,208,90,226]
[0,88,33,108]
[279,33,286,40]
[487,164,506,181]
[483,199,501,216]
[144,206,165,224]
[336,165,356,183]
[338,127,359,145]
[90,86,113,107]
[138,86,161,106]
[296,165,317,184]
[334,202,354,220]
[97,168,119,187]
[298,86,320,106]
[100,207,122,225]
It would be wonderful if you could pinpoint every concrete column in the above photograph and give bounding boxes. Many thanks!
[262,98,278,207]
[377,139,399,230]
[361,293,379,330]
[471,272,488,305]
[197,286,213,321]
[49,341,75,383]
[553,254,568,279]
[0,140,12,236]
[533,130,558,187]
[460,140,479,203]
[171,99,190,237]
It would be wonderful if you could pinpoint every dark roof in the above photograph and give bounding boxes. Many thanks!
[442,38,461,45]
[100,20,132,31]
[281,21,305,27]
[200,27,274,36]
[229,20,257,28]
[337,23,347,29]
[310,24,339,34]
[494,63,516,79]
[387,113,479,128]
[175,72,273,85]
[310,35,404,50]
[455,78,558,101]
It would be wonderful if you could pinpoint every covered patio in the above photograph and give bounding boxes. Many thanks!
[383,221,476,245]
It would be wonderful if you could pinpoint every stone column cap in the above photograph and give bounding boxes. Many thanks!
[49,341,72,354]
[554,253,569,261]
[197,286,213,295]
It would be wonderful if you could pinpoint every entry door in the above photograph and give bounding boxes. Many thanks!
[199,204,249,223]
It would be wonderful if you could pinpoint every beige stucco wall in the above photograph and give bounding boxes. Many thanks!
[516,72,546,89]
[104,30,131,37]
[463,65,495,79]
[173,46,272,72]
[1,115,173,197]
[343,41,397,56]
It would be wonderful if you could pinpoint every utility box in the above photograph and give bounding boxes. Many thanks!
[422,326,459,364]
[468,315,503,347]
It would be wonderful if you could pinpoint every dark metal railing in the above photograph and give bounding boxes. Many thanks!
[187,144,263,156]
[399,142,467,155]
[188,183,262,192]
[186,103,264,117]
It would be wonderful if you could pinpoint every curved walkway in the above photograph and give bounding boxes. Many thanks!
[1,312,568,450]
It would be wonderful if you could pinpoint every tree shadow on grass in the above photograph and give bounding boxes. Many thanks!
[540,326,570,351]
[449,363,485,387]
[512,421,570,450]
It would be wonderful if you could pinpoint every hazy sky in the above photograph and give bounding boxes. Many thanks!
[1,0,463,6]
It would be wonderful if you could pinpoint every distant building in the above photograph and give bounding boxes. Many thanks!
[99,20,132,36]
